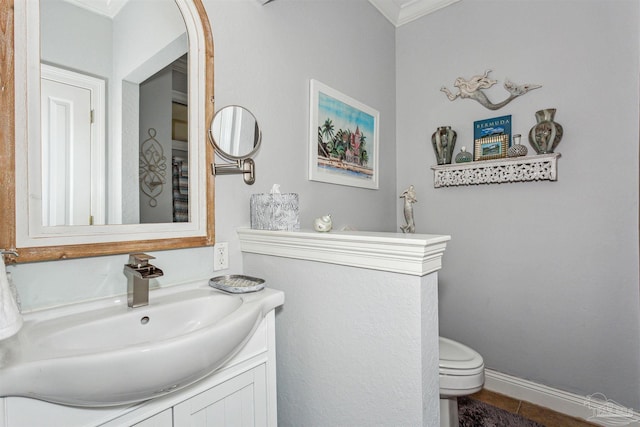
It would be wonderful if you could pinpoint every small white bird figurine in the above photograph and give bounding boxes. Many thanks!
[313,214,332,232]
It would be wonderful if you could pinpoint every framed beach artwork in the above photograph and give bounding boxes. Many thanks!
[308,79,379,190]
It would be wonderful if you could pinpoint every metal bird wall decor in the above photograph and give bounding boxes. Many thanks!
[440,70,541,110]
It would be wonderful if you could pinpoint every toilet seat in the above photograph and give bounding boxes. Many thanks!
[439,336,485,397]
[439,336,484,373]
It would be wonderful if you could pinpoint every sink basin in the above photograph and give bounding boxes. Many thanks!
[0,282,284,407]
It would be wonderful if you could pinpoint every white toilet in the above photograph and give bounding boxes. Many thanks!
[439,336,485,427]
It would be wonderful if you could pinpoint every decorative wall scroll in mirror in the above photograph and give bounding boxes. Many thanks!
[139,128,168,208]
[209,106,262,185]
[0,0,215,262]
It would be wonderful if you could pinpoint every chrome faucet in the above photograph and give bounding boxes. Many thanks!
[124,253,164,308]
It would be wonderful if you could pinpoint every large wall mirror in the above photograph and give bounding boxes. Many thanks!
[0,0,215,262]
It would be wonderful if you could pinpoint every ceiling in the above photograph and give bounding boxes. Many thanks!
[63,0,460,25]
[61,0,128,18]
[367,0,460,27]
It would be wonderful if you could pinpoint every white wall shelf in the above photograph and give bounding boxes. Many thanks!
[431,153,561,188]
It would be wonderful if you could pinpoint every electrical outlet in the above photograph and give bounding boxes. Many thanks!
[213,242,229,271]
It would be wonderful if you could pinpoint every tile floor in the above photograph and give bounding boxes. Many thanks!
[469,389,600,427]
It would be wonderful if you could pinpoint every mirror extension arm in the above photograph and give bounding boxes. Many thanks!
[208,105,261,185]
[212,159,255,185]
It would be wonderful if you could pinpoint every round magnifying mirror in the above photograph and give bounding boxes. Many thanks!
[209,106,262,160]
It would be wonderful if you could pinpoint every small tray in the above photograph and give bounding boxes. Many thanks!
[209,275,265,294]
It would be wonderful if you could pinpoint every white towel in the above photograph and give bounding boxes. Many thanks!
[0,256,22,340]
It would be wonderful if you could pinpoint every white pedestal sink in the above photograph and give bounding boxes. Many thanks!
[0,281,284,407]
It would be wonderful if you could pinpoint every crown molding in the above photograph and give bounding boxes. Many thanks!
[368,0,460,27]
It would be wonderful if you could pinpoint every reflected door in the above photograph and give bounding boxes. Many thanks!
[41,77,92,226]
[40,65,106,226]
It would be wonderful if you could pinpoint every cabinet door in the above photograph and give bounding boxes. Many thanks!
[173,365,267,427]
[133,408,173,427]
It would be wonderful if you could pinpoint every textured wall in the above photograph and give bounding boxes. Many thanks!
[396,0,640,408]
[243,253,440,427]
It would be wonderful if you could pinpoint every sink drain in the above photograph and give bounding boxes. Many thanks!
[140,316,150,325]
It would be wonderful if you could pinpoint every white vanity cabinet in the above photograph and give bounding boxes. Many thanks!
[172,364,267,426]
[133,409,173,427]
[0,311,278,427]
[131,365,267,427]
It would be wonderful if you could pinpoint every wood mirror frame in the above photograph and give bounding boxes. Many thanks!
[0,0,215,263]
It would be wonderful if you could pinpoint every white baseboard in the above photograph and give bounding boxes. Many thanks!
[484,369,640,427]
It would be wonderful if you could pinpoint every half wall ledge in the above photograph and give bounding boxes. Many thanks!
[237,228,450,276]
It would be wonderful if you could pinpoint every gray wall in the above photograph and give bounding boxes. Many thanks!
[206,0,398,265]
[396,0,640,408]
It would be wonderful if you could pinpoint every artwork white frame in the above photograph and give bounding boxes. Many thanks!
[308,79,379,190]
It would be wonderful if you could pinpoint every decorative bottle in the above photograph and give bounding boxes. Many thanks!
[528,109,563,154]
[455,146,473,163]
[431,126,457,165]
[507,134,528,157]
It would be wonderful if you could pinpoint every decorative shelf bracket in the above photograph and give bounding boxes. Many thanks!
[431,153,561,188]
